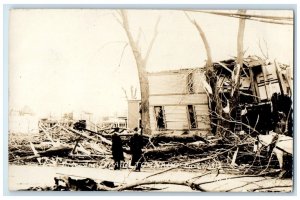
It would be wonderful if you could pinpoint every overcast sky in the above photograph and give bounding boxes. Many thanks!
[9,9,293,120]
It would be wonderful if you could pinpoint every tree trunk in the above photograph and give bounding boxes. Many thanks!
[232,10,247,133]
[237,10,247,67]
[139,67,151,135]
[120,10,159,135]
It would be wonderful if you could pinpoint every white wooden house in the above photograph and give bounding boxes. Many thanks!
[147,68,211,135]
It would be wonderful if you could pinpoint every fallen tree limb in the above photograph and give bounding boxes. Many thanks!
[225,178,272,192]
[248,185,293,192]
[144,148,234,180]
[187,171,214,182]
[110,179,207,191]
[196,171,276,186]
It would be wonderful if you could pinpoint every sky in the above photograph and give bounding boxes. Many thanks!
[9,9,293,120]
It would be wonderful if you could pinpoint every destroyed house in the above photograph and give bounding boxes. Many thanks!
[212,56,293,136]
[147,68,211,135]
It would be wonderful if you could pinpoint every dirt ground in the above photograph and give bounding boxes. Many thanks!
[8,164,293,192]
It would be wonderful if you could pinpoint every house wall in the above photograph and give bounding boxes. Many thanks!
[148,70,205,95]
[148,69,210,134]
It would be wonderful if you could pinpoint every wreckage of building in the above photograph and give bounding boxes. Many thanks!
[147,68,211,135]
[210,55,293,136]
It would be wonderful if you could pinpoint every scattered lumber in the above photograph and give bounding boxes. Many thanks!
[9,122,288,178]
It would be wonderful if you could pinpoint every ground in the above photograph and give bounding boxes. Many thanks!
[8,165,293,192]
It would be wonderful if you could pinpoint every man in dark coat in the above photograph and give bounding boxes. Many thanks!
[111,127,124,170]
[129,127,144,171]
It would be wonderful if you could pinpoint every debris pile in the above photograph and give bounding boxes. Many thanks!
[207,55,293,137]
[9,119,282,176]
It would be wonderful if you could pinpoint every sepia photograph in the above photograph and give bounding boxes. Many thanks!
[8,8,294,192]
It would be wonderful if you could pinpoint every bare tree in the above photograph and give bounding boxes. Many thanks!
[117,10,160,135]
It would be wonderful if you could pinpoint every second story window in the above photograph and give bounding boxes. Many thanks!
[187,73,194,94]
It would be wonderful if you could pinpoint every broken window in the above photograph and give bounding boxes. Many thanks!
[154,106,166,130]
[187,73,194,94]
[187,105,197,129]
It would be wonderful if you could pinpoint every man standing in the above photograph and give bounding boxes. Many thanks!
[111,127,124,170]
[129,127,144,171]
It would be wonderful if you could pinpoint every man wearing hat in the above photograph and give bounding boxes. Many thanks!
[111,127,124,170]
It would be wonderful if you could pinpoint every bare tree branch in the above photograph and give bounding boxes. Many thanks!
[122,87,128,100]
[112,12,123,26]
[184,12,213,72]
[143,16,161,65]
[143,148,234,180]
[258,38,269,59]
[111,179,207,192]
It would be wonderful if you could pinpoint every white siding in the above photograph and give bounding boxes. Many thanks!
[148,73,187,95]
[148,70,206,95]
[149,94,208,105]
[164,106,188,129]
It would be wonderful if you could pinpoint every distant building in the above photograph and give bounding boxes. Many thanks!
[98,116,127,129]
[127,99,141,130]
[9,108,39,134]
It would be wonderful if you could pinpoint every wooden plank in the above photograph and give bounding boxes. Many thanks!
[194,105,209,112]
[166,121,189,130]
[166,119,188,122]
[165,115,187,122]
[164,106,187,114]
[164,106,188,123]
[149,94,208,105]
